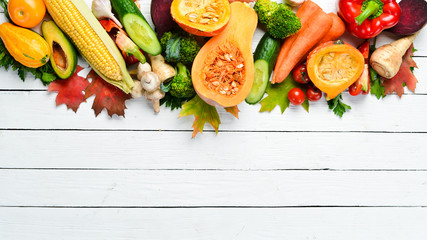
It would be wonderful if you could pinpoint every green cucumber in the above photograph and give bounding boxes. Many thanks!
[246,33,281,104]
[111,0,161,55]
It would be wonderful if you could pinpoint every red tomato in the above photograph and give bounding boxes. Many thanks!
[288,88,305,105]
[349,81,362,96]
[8,0,46,28]
[306,86,322,102]
[292,62,310,84]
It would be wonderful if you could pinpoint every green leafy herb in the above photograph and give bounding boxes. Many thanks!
[160,92,187,111]
[327,93,351,117]
[0,39,57,85]
[179,95,220,138]
[259,75,309,114]
[368,38,386,99]
[369,67,385,99]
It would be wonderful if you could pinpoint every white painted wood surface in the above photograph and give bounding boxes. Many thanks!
[1,0,427,239]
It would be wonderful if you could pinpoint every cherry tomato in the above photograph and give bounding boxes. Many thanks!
[8,0,46,28]
[306,86,322,102]
[349,81,362,96]
[292,62,310,84]
[288,88,305,105]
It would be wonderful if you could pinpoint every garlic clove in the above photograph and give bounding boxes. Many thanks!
[91,0,123,28]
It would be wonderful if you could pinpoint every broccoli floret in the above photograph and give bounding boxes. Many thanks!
[265,8,302,39]
[170,63,196,99]
[254,0,301,39]
[160,30,201,65]
[160,32,173,48]
[254,0,290,23]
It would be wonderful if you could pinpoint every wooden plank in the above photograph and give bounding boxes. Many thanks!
[1,91,427,132]
[1,170,427,206]
[1,130,427,170]
[1,207,427,239]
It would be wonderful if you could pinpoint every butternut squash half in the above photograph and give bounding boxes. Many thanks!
[191,2,257,107]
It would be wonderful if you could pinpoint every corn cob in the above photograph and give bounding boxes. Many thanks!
[44,0,134,93]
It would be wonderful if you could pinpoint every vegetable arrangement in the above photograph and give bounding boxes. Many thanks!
[0,0,425,138]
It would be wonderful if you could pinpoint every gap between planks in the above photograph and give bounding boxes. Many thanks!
[2,128,427,133]
[0,205,426,208]
[2,168,427,171]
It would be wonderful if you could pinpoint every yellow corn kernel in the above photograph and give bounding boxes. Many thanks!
[44,0,122,81]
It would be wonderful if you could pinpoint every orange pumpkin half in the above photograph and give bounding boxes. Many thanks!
[191,2,257,107]
[170,0,230,36]
[307,40,365,99]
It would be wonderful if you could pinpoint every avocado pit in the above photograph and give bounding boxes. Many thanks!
[52,41,68,71]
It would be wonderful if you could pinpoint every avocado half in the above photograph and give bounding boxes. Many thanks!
[42,20,77,79]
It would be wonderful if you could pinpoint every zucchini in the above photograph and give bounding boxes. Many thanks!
[111,0,161,55]
[246,33,281,104]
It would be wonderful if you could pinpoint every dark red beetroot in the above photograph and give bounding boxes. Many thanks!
[151,0,176,38]
[388,0,427,35]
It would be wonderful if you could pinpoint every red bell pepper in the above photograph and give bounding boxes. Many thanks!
[338,0,401,39]
[349,41,370,96]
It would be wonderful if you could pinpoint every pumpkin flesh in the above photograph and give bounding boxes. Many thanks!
[307,41,364,99]
[191,2,257,107]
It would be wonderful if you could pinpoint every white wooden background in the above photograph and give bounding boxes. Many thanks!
[1,0,427,239]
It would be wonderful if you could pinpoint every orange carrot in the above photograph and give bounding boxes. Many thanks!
[298,13,346,64]
[272,1,332,84]
[272,1,321,80]
[315,13,346,47]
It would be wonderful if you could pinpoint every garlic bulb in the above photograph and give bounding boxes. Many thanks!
[91,0,123,28]
[285,0,305,7]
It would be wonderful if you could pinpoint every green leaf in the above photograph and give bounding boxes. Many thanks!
[17,67,26,81]
[179,95,220,138]
[259,75,309,114]
[224,106,239,119]
[42,72,57,85]
[160,79,172,93]
[165,35,181,63]
[327,93,351,118]
[369,67,385,99]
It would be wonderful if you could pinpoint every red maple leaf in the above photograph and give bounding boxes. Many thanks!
[84,72,131,117]
[382,45,418,97]
[47,65,90,112]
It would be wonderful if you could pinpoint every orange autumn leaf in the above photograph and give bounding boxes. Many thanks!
[179,95,221,138]
[47,65,89,112]
[84,72,131,117]
[224,105,239,119]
